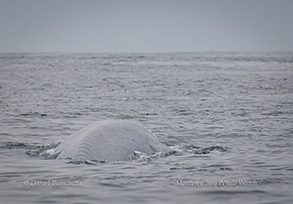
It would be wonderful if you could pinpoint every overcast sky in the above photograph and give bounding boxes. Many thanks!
[0,0,292,53]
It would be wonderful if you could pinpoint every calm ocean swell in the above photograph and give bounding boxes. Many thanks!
[0,52,292,203]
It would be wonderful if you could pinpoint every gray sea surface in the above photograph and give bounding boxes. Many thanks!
[0,52,292,203]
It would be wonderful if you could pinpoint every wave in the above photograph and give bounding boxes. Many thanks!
[0,142,60,159]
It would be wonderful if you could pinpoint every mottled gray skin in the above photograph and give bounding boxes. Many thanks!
[55,120,170,162]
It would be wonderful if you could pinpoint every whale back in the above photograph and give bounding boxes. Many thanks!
[55,120,170,161]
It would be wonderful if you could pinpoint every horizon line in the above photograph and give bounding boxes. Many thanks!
[1,50,292,55]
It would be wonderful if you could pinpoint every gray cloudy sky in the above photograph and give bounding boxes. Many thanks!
[0,0,292,53]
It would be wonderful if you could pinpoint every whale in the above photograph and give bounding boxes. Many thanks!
[54,120,170,162]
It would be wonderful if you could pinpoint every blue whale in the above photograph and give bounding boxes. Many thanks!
[54,120,170,162]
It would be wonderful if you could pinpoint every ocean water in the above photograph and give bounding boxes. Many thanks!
[0,52,292,203]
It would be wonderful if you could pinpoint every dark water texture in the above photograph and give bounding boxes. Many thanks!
[0,52,292,203]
